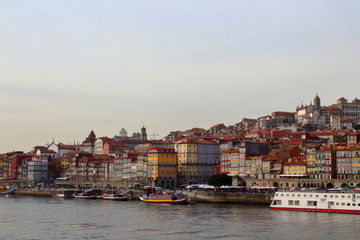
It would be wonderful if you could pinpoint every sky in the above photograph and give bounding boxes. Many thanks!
[1,0,360,153]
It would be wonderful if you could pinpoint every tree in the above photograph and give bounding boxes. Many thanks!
[207,173,232,187]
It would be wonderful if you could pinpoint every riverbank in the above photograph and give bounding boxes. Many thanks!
[11,189,272,204]
[188,191,272,204]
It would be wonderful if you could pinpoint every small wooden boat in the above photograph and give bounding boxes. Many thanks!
[73,192,98,199]
[139,194,189,204]
[102,193,129,201]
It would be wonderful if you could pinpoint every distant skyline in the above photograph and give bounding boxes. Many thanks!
[1,1,360,153]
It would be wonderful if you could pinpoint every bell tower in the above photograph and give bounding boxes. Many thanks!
[314,94,321,111]
[141,125,147,142]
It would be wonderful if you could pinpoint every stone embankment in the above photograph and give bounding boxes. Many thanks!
[13,188,142,199]
[187,191,272,204]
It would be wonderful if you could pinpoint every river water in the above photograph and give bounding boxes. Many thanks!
[1,195,360,240]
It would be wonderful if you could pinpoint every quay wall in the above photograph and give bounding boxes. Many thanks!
[188,191,272,204]
[14,189,54,197]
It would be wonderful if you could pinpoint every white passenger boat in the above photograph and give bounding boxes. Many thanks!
[270,190,360,214]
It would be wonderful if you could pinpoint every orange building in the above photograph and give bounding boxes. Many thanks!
[147,148,178,189]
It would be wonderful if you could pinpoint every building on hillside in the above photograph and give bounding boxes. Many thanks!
[27,156,49,185]
[270,145,302,160]
[315,147,337,180]
[103,140,126,155]
[334,97,360,123]
[281,156,307,179]
[100,159,114,181]
[48,141,79,157]
[176,139,220,186]
[271,111,295,127]
[136,153,148,185]
[336,146,352,179]
[305,146,318,179]
[348,131,360,146]
[82,130,96,154]
[147,148,177,189]
[209,124,226,135]
[94,137,112,154]
[35,148,57,158]
[119,128,128,138]
[262,156,284,179]
[257,115,272,129]
[351,147,360,180]
[239,118,257,131]
[220,148,239,175]
[113,152,139,182]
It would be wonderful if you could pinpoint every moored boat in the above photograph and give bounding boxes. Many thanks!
[139,194,189,204]
[102,193,129,201]
[270,190,360,214]
[73,192,98,199]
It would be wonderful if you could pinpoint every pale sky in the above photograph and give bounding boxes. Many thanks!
[1,1,360,153]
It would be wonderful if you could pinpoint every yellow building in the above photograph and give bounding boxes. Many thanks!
[283,156,307,177]
[0,154,6,179]
[351,147,360,179]
[177,140,198,185]
[147,148,178,188]
[306,147,317,178]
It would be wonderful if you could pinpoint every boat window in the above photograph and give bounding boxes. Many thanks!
[304,194,306,197]
[275,193,279,196]
[335,195,338,198]
[288,200,294,206]
[280,194,283,196]
[329,202,334,205]
[286,194,289,196]
[336,203,339,205]
[342,196,345,198]
[342,203,345,206]
[275,200,282,205]
[295,200,300,206]
[330,195,333,198]
[292,194,295,197]
[358,203,360,206]
[348,196,351,198]
[307,201,317,206]
[347,203,351,206]
[310,194,312,197]
[353,203,356,206]
[357,196,360,199]
[298,194,301,197]
[316,195,319,197]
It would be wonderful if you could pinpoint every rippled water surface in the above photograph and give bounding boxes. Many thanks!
[1,196,360,240]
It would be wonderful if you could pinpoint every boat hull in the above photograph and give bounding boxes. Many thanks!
[270,206,360,214]
[139,196,189,204]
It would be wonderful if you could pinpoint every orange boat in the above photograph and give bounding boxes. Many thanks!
[139,194,189,204]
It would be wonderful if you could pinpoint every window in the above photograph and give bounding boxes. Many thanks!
[307,201,317,206]
[289,200,294,206]
[295,201,300,206]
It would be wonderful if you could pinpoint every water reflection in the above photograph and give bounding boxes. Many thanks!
[1,197,360,240]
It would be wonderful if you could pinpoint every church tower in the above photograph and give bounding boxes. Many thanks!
[141,125,147,142]
[314,94,321,111]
